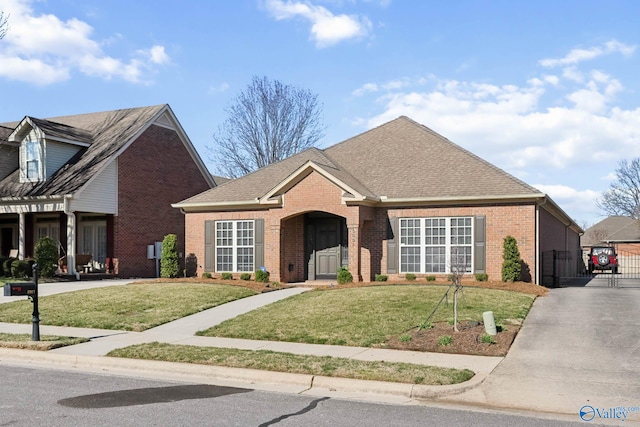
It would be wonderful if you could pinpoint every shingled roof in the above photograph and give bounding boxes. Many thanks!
[581,216,640,246]
[0,105,168,198]
[176,116,544,209]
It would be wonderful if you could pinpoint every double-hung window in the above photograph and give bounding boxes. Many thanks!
[400,217,473,273]
[215,220,254,272]
[24,140,41,181]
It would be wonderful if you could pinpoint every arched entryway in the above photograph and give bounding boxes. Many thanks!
[304,212,347,281]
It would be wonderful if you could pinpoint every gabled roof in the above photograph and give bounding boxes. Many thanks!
[581,216,640,246]
[9,116,93,146]
[175,116,545,211]
[0,105,214,199]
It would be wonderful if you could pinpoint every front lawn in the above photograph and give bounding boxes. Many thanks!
[0,333,88,350]
[198,285,535,347]
[108,342,474,385]
[0,283,256,331]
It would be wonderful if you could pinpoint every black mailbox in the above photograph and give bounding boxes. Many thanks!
[3,282,36,296]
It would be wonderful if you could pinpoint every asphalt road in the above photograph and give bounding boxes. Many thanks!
[0,365,588,427]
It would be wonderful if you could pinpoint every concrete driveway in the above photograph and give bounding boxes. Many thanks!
[446,286,640,420]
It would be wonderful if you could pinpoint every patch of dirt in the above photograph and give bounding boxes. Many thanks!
[383,321,520,357]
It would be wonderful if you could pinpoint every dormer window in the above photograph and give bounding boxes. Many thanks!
[24,139,42,182]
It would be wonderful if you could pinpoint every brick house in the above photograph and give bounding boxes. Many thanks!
[0,105,214,278]
[174,116,581,284]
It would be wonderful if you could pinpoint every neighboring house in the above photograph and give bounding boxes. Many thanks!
[0,105,214,278]
[174,116,581,284]
[581,216,640,250]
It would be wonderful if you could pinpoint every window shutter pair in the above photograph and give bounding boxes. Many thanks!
[385,215,486,274]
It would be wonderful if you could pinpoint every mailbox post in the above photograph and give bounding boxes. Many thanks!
[31,263,40,341]
[2,264,40,341]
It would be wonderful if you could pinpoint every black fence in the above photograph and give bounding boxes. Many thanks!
[542,248,640,287]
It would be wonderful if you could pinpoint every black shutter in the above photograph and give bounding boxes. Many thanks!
[474,216,486,274]
[204,221,214,272]
[387,216,398,274]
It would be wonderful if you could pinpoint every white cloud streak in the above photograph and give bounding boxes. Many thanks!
[0,0,170,85]
[266,0,371,48]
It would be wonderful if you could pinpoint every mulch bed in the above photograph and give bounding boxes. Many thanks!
[383,321,520,357]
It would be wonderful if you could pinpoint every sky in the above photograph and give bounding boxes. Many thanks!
[0,0,638,227]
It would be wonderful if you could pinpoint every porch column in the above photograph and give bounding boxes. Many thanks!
[18,213,25,260]
[268,222,281,283]
[347,223,362,282]
[66,211,77,277]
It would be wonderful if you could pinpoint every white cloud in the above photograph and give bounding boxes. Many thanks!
[352,82,378,96]
[539,40,635,68]
[265,0,372,47]
[147,45,170,65]
[0,0,170,85]
[208,82,230,95]
[350,40,640,224]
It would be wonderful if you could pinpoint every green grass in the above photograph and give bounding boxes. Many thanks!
[0,333,88,350]
[108,342,474,385]
[198,285,535,347]
[0,283,256,331]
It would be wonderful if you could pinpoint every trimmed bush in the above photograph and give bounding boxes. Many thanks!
[202,272,212,279]
[374,274,388,282]
[11,259,33,279]
[255,269,270,283]
[185,253,198,277]
[405,273,416,281]
[160,234,179,278]
[221,272,233,280]
[337,267,353,285]
[425,275,436,282]
[240,273,251,280]
[2,257,16,277]
[502,236,522,282]
[34,236,59,278]
[475,273,489,282]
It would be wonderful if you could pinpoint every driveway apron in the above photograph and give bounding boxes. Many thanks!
[454,287,640,416]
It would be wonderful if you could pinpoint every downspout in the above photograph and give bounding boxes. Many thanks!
[63,195,79,280]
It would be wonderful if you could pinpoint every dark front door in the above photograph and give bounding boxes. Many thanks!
[1,227,13,257]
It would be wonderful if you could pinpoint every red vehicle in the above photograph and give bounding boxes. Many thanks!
[588,246,618,274]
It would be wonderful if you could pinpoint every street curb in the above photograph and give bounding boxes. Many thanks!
[0,348,483,401]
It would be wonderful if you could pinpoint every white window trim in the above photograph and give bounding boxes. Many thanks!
[22,139,43,183]
[399,217,474,274]
[215,220,255,273]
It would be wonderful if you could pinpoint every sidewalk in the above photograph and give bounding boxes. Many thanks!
[0,284,502,404]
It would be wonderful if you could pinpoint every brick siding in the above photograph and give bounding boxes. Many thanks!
[115,124,210,277]
[184,170,552,283]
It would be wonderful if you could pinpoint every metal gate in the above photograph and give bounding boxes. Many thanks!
[542,248,640,288]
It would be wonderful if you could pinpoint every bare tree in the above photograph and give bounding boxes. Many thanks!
[597,158,640,219]
[449,247,468,333]
[0,12,9,39]
[209,76,325,178]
